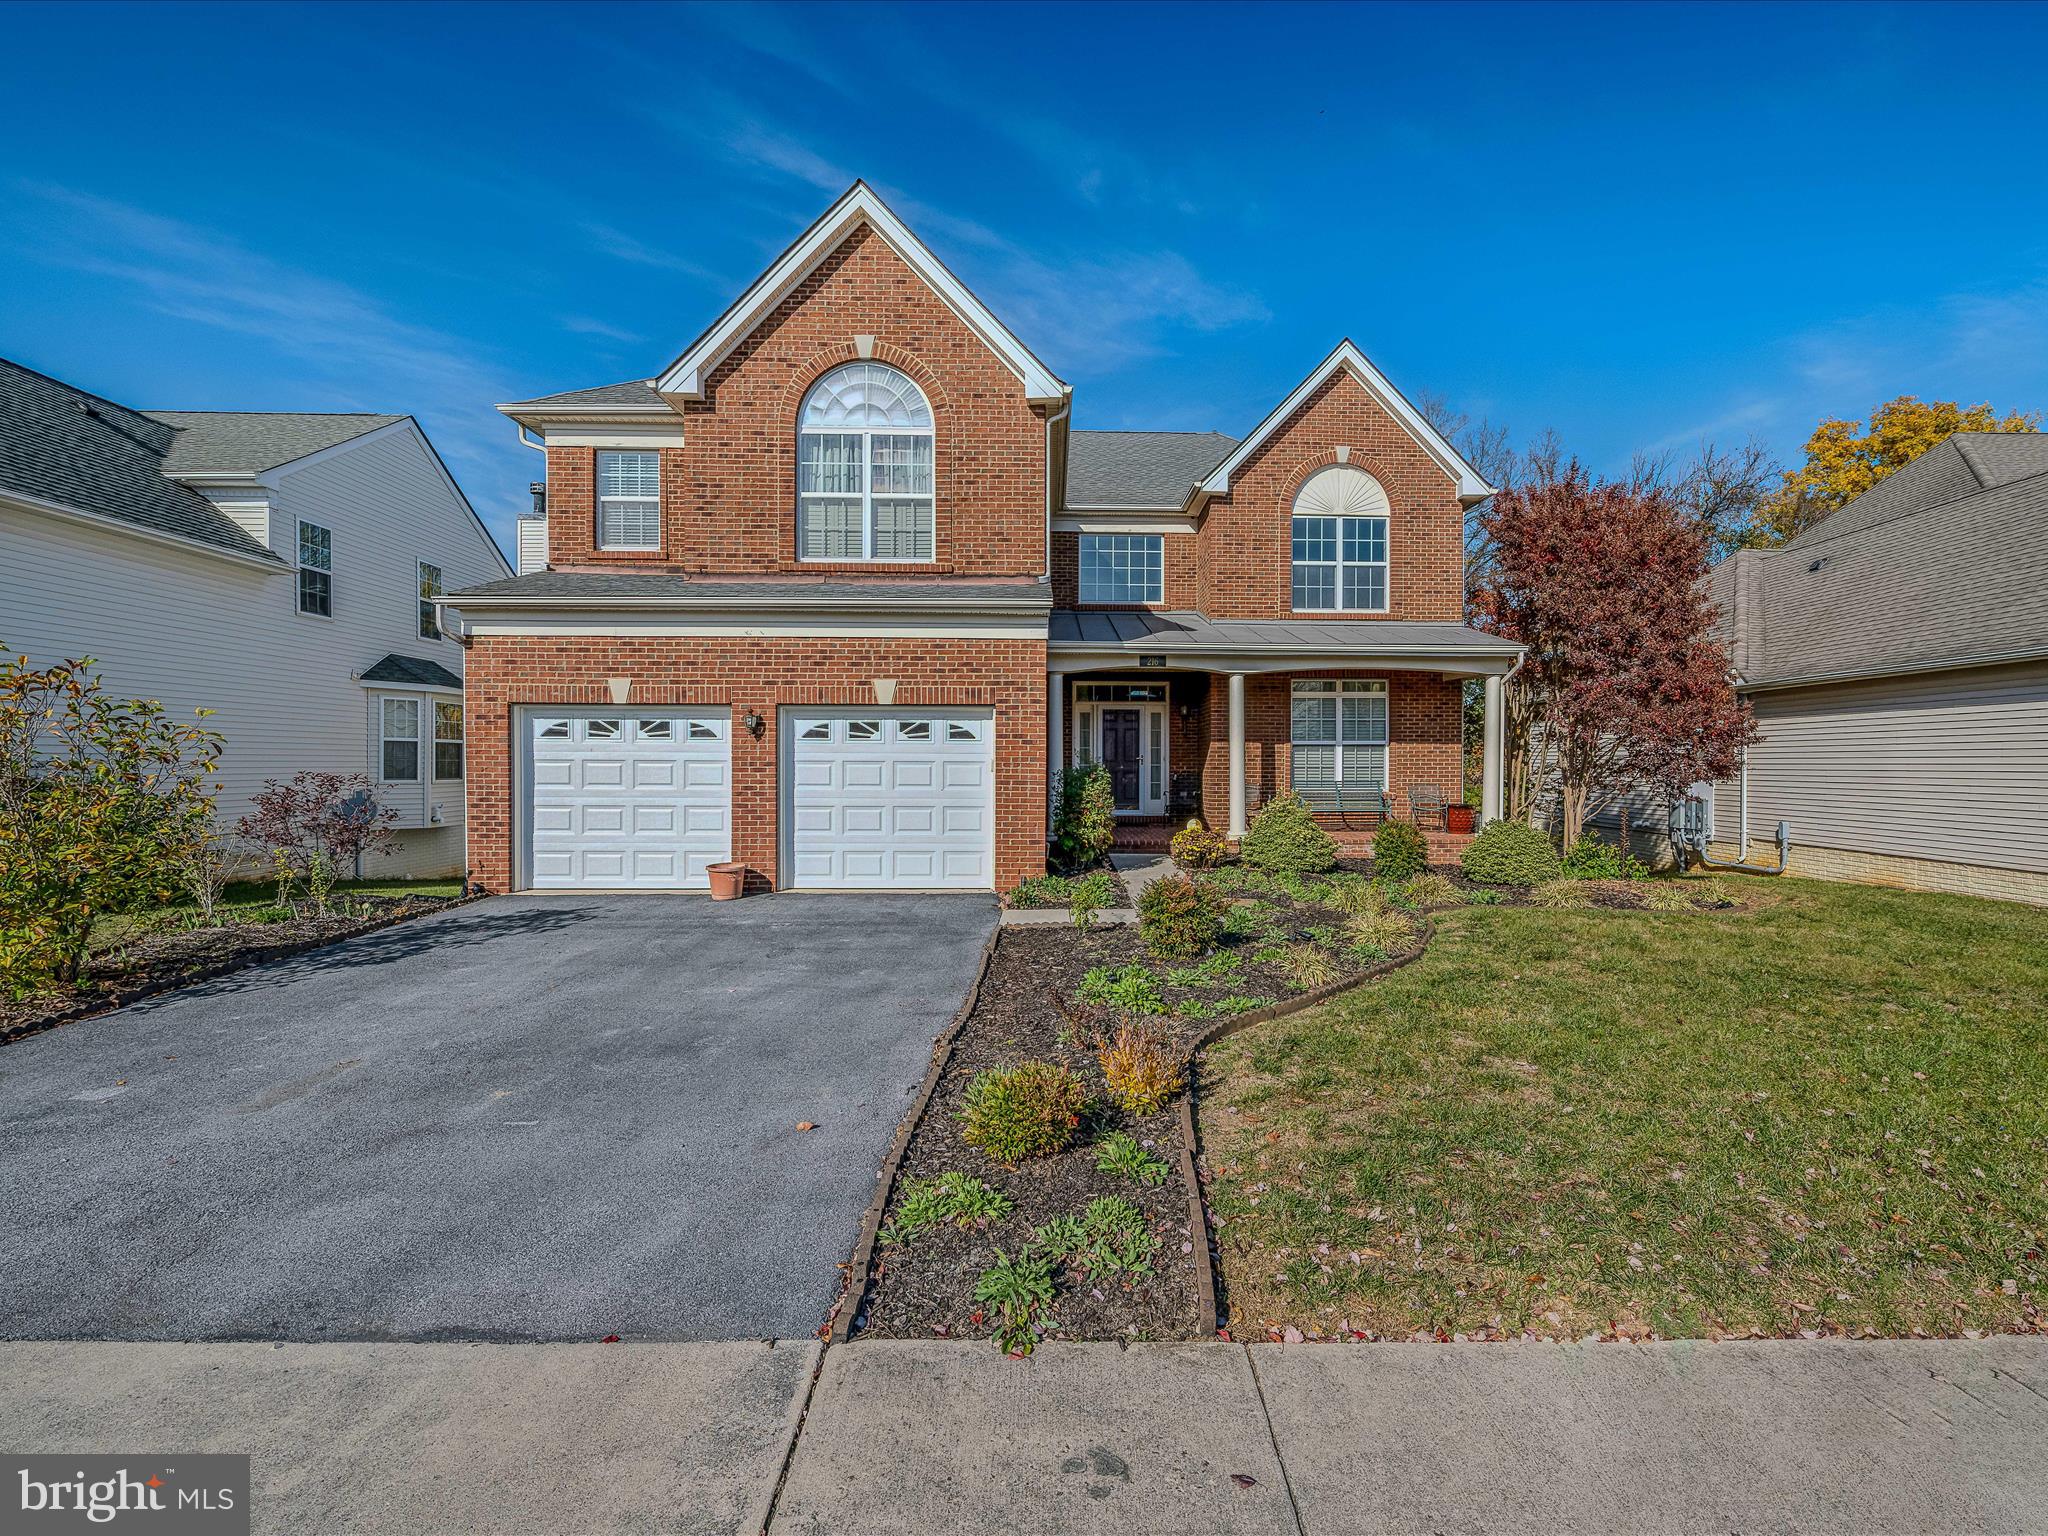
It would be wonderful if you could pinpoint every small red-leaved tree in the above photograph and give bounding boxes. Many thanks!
[1472,464,1756,849]
[237,771,398,911]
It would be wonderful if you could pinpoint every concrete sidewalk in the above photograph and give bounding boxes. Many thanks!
[4,1337,2043,1534]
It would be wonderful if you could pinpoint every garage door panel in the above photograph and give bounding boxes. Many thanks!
[526,713,732,891]
[786,709,994,890]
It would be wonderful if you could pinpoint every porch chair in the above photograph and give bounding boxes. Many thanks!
[1407,782,1448,830]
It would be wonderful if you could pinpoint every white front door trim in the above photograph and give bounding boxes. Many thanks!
[1068,683,1170,817]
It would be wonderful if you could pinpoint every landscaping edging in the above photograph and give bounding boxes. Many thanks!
[0,895,482,1048]
[1178,916,1440,1338]
[828,922,1002,1344]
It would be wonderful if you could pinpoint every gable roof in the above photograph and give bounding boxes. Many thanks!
[142,411,402,475]
[1714,434,2048,690]
[1065,431,1238,509]
[499,378,669,413]
[1195,341,1497,507]
[359,653,463,690]
[0,356,279,563]
[654,182,1067,405]
[1783,431,2048,550]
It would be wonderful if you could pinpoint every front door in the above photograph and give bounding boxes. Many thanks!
[1101,708,1142,810]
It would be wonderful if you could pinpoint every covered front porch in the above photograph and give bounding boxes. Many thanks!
[1045,609,1522,851]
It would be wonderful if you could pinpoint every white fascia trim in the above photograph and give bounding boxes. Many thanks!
[526,422,689,449]
[1054,515,1199,536]
[1049,644,1520,677]
[0,487,283,570]
[654,182,1067,405]
[356,677,463,696]
[1195,341,1497,507]
[1061,502,1189,513]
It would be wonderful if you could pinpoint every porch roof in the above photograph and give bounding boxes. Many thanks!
[1048,608,1521,673]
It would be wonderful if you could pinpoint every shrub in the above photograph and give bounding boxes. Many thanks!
[1169,818,1227,871]
[1240,792,1338,878]
[1401,873,1464,910]
[239,770,399,914]
[1097,1019,1185,1114]
[1529,877,1592,909]
[1317,873,1381,916]
[1093,1131,1170,1187]
[959,1061,1088,1162]
[1202,864,1276,895]
[1077,964,1166,1016]
[1460,820,1563,885]
[1348,905,1417,957]
[880,1172,1014,1244]
[1372,820,1429,882]
[1279,941,1344,992]
[975,1249,1055,1354]
[1051,762,1116,870]
[1137,873,1224,962]
[1561,833,1647,881]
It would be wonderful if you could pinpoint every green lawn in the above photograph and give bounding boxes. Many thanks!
[1200,876,2048,1340]
[90,877,463,949]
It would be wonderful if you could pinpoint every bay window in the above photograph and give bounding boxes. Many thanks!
[380,698,420,782]
[1290,679,1388,791]
[433,701,464,780]
[797,362,934,561]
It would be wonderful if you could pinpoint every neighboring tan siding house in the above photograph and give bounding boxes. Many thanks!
[0,358,512,878]
[451,181,1519,896]
[1702,433,2048,906]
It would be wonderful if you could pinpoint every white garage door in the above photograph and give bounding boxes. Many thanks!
[526,712,731,890]
[786,710,994,889]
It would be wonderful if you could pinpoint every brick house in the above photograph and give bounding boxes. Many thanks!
[446,183,1521,894]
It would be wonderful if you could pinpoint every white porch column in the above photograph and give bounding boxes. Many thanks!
[1047,670,1066,833]
[1480,672,1505,827]
[1226,671,1248,840]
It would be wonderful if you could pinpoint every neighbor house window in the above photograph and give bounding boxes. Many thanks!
[1289,679,1387,790]
[433,701,464,780]
[797,362,934,561]
[297,520,332,616]
[597,450,661,550]
[1078,534,1163,603]
[418,562,443,639]
[381,698,420,781]
[1289,466,1389,612]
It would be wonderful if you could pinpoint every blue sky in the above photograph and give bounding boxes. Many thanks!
[4,0,2044,547]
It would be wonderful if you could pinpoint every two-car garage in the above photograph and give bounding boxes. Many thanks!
[523,707,995,892]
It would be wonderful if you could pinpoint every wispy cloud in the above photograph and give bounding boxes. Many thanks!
[11,180,529,531]
[580,220,729,286]
[560,315,643,345]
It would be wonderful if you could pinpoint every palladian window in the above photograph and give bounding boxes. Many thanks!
[1290,465,1390,612]
[797,362,934,562]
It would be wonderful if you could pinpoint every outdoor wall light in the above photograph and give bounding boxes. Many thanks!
[742,710,766,738]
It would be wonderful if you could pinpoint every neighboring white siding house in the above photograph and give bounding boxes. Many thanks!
[1700,433,2048,906]
[0,359,512,879]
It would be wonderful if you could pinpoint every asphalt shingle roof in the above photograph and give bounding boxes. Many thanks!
[0,358,279,562]
[1784,432,2048,550]
[1715,435,2048,687]
[141,411,402,475]
[1065,430,1238,508]
[360,654,463,689]
[502,380,668,409]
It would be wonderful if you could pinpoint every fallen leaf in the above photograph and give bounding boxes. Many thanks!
[796,1122,816,1132]
[1230,1474,1258,1489]
[600,1334,621,1343]
[115,1080,127,1087]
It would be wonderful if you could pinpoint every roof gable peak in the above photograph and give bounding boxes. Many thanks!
[654,182,1067,406]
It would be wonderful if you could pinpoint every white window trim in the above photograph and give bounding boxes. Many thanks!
[296,518,334,620]
[796,364,935,565]
[380,696,422,784]
[431,699,464,782]
[1078,533,1164,604]
[1067,682,1170,816]
[1289,678,1390,788]
[418,559,443,641]
[1289,513,1390,615]
[596,450,662,552]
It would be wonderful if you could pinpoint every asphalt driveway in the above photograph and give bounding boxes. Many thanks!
[0,893,996,1342]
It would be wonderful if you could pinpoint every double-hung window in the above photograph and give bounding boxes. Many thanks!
[297,520,332,616]
[597,450,661,551]
[1289,465,1390,612]
[418,561,443,639]
[381,698,421,782]
[1290,679,1388,792]
[1078,534,1163,603]
[433,701,464,780]
[797,362,934,562]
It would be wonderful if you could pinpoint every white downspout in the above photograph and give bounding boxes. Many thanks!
[1042,391,1071,582]
[1737,745,1751,858]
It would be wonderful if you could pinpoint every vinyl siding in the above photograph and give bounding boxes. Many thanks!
[1709,660,2048,875]
[0,422,507,880]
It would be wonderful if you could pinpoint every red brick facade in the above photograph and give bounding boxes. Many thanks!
[464,634,1047,892]
[1197,370,1465,622]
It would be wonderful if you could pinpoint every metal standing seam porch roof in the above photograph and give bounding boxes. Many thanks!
[1050,608,1522,663]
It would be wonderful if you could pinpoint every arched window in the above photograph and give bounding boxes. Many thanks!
[797,362,934,561]
[1289,465,1389,612]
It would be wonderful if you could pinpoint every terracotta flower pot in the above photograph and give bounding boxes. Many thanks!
[1446,805,1476,834]
[707,862,747,900]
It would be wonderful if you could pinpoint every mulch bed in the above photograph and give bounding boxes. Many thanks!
[1,893,467,1044]
[853,871,1408,1348]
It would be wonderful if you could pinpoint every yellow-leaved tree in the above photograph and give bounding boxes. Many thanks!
[1753,395,2038,545]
